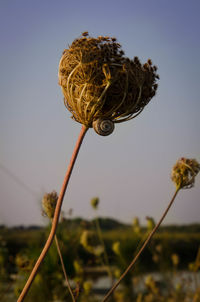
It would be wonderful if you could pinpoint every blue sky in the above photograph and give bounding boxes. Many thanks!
[0,0,200,226]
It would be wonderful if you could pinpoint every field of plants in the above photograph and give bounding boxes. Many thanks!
[1,216,200,301]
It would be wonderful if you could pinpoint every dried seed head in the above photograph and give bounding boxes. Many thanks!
[132,217,141,234]
[146,216,155,231]
[73,260,84,275]
[16,254,32,272]
[58,33,159,131]
[133,217,140,227]
[91,197,99,209]
[82,230,95,245]
[112,241,121,256]
[145,275,157,289]
[42,191,58,219]
[171,253,179,267]
[83,281,92,295]
[171,158,200,189]
[80,230,102,255]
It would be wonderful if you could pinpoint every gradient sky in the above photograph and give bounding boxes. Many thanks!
[0,0,200,226]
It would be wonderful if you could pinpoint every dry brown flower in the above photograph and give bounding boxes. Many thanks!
[58,33,159,130]
[171,157,200,189]
[91,197,99,209]
[42,191,58,219]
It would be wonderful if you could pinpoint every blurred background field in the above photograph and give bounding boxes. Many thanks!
[1,217,200,301]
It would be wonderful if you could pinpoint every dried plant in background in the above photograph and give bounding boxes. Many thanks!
[102,158,200,302]
[42,191,75,302]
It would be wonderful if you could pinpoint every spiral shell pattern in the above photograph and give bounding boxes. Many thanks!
[93,119,114,136]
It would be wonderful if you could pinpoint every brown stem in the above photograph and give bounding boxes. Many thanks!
[17,125,88,302]
[102,188,180,302]
[54,235,76,302]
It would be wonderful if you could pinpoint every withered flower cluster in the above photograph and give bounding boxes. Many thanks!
[91,197,99,209]
[42,191,58,219]
[80,230,103,256]
[58,32,159,128]
[16,254,32,272]
[171,158,200,189]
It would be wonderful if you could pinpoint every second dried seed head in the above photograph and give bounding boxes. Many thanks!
[171,158,200,189]
[42,191,58,219]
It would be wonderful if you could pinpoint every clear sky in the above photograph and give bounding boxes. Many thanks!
[0,0,200,226]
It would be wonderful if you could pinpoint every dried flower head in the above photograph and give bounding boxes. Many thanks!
[114,268,121,279]
[73,260,84,275]
[146,216,155,231]
[42,191,58,219]
[145,275,158,293]
[133,217,140,227]
[80,230,101,255]
[83,281,92,295]
[16,254,33,272]
[132,217,141,234]
[112,241,121,256]
[171,158,200,189]
[171,253,179,267]
[91,197,99,209]
[58,33,159,130]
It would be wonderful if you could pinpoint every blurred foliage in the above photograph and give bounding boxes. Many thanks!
[0,219,200,301]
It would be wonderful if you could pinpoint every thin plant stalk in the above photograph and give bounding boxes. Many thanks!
[54,234,76,302]
[102,186,180,302]
[17,125,88,302]
[94,217,114,284]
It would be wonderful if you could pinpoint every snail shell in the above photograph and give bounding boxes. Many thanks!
[93,118,115,136]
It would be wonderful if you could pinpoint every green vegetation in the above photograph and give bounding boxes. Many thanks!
[0,219,200,301]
